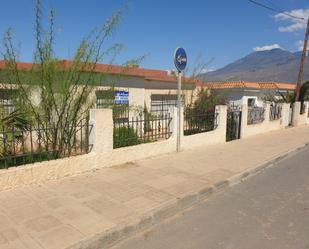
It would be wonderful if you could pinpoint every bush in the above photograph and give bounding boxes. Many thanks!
[183,89,225,136]
[113,126,142,148]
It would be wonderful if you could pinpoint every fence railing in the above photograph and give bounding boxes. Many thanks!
[226,109,242,142]
[269,104,282,121]
[183,111,218,136]
[0,119,92,169]
[113,113,172,149]
[247,107,265,125]
[150,109,171,117]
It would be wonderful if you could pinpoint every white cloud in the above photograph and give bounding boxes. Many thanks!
[200,67,215,74]
[253,44,282,52]
[274,9,309,33]
[296,40,304,51]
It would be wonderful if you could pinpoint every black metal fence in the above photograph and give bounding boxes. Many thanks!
[150,109,171,117]
[0,119,92,169]
[226,109,242,141]
[112,105,130,122]
[247,107,265,125]
[300,102,307,115]
[269,104,282,121]
[183,110,218,136]
[113,113,172,149]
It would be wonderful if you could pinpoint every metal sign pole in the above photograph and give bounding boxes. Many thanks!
[177,71,182,152]
[173,47,187,153]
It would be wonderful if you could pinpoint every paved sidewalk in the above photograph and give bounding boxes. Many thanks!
[0,126,309,249]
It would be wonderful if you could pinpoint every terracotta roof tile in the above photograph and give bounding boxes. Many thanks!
[0,60,193,84]
[198,81,295,91]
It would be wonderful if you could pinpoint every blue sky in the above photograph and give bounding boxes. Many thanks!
[0,0,308,73]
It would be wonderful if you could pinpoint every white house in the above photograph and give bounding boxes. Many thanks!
[196,81,296,107]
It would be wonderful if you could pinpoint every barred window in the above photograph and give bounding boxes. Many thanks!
[150,94,184,114]
[0,89,15,118]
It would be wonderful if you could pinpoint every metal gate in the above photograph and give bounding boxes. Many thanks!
[226,109,242,141]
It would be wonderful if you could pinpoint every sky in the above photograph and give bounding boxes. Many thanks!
[0,0,308,73]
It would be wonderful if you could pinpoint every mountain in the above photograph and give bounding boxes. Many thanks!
[201,48,309,83]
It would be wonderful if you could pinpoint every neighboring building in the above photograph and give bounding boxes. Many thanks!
[196,81,296,107]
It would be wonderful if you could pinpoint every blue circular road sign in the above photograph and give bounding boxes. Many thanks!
[174,47,187,72]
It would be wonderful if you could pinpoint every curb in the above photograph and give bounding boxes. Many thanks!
[68,143,308,249]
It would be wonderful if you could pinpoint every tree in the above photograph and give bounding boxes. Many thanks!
[262,91,295,103]
[186,88,226,113]
[1,0,124,157]
[184,54,215,106]
[184,88,226,135]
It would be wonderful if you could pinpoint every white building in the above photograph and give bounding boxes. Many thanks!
[196,81,296,107]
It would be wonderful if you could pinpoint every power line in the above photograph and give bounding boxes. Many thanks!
[247,0,306,21]
[263,0,280,9]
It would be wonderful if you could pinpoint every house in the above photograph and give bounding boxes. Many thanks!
[196,81,296,107]
[0,60,196,117]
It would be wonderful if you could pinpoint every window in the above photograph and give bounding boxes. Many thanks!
[151,94,184,114]
[95,90,115,108]
[247,98,255,107]
[0,89,15,118]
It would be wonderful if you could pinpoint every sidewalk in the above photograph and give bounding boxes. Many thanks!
[1,126,309,249]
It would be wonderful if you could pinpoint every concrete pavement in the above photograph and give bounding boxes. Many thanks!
[0,126,309,249]
[112,144,309,249]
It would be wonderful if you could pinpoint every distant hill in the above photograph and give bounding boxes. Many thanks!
[201,48,309,83]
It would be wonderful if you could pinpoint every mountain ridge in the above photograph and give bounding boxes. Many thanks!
[201,48,309,83]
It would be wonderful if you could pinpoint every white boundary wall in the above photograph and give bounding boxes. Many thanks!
[181,105,227,149]
[241,103,290,139]
[292,101,309,126]
[1,102,308,191]
[0,106,227,190]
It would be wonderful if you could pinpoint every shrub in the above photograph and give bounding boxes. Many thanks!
[113,126,142,148]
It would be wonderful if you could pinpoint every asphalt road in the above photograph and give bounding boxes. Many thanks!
[111,146,309,249]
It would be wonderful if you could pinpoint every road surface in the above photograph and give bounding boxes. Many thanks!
[111,146,309,249]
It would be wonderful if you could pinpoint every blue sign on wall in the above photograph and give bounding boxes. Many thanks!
[114,91,129,105]
[174,47,187,72]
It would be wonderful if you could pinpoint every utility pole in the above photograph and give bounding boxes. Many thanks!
[295,17,309,102]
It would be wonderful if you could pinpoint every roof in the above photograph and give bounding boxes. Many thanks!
[0,60,194,84]
[197,81,296,91]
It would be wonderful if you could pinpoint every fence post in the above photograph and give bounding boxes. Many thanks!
[305,101,309,124]
[215,105,227,142]
[89,109,113,154]
[292,102,301,127]
[264,103,271,123]
[169,107,178,138]
[170,106,183,150]
[240,104,248,138]
[281,103,290,128]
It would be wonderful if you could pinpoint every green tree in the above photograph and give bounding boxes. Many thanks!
[184,89,226,135]
[187,88,226,113]
[1,0,124,157]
